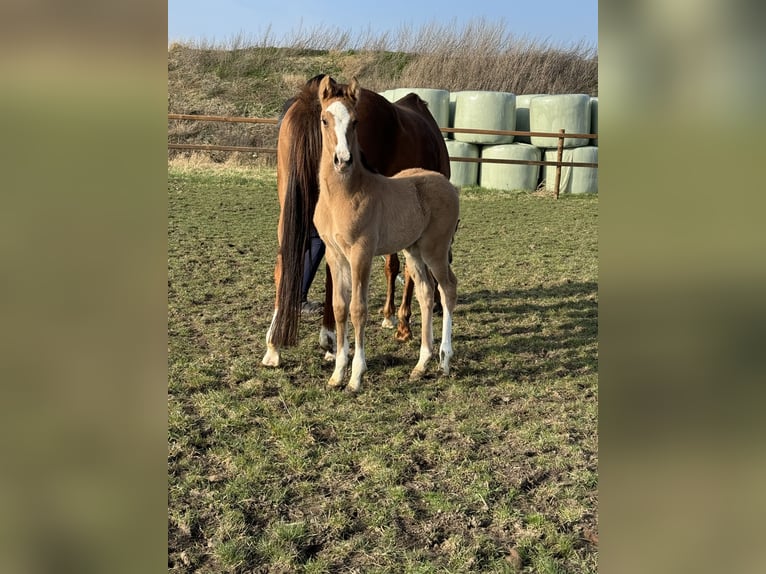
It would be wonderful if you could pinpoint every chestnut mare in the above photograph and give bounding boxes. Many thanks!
[262,75,450,367]
[314,76,459,392]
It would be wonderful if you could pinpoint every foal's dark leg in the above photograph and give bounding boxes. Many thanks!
[381,253,400,328]
[319,263,336,356]
[396,265,415,342]
[433,247,451,315]
[431,272,443,315]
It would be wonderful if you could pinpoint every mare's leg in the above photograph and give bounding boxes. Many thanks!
[262,250,283,367]
[319,263,336,361]
[347,252,372,392]
[404,250,435,380]
[381,253,399,329]
[395,265,414,342]
[327,253,351,388]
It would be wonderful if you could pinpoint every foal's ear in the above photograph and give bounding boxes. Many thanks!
[318,75,337,104]
[346,77,361,105]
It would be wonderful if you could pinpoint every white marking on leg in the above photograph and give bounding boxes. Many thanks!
[261,309,281,367]
[329,330,349,387]
[410,344,433,380]
[348,346,367,392]
[439,309,453,375]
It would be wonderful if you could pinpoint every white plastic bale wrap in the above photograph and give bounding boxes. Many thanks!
[392,87,450,131]
[453,91,516,145]
[390,88,412,101]
[542,146,598,194]
[514,94,546,143]
[529,94,592,148]
[589,97,598,146]
[378,89,396,103]
[448,92,458,139]
[445,140,479,187]
[479,143,541,192]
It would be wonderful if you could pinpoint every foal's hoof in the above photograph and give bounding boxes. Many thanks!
[327,376,344,389]
[381,317,396,329]
[409,368,426,381]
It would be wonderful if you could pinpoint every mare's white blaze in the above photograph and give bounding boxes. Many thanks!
[327,100,352,163]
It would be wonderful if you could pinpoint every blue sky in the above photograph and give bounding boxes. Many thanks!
[168,0,598,49]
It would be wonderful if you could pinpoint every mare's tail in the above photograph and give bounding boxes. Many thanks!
[270,94,323,347]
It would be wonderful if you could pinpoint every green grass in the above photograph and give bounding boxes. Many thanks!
[168,163,597,573]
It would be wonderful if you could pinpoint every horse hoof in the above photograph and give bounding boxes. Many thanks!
[395,328,412,342]
[381,317,395,329]
[261,348,280,367]
[344,382,361,393]
[324,350,335,362]
[409,368,426,381]
[327,377,343,389]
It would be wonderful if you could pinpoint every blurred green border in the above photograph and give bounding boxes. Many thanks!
[600,2,766,573]
[4,2,766,572]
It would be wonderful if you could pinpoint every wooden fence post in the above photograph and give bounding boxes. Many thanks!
[554,128,565,199]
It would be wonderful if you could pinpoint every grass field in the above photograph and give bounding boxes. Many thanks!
[168,162,598,573]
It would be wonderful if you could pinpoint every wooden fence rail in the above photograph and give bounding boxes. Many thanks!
[168,114,597,198]
[168,113,279,125]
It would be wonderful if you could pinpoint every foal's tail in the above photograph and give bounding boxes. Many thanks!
[270,88,323,347]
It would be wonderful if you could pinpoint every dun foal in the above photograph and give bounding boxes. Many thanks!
[314,76,459,392]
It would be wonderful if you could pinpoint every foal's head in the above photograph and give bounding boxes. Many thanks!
[318,75,361,175]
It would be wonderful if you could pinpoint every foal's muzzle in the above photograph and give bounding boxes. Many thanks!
[333,152,353,172]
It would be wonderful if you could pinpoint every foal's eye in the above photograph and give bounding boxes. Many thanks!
[321,117,328,127]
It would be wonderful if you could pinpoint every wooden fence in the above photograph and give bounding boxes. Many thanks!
[168,113,597,198]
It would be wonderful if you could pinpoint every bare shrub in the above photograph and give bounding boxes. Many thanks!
[168,18,597,164]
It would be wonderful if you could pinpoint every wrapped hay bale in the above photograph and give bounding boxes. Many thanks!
[445,140,479,187]
[453,91,516,145]
[479,143,541,192]
[542,146,598,194]
[448,91,458,139]
[530,94,591,148]
[590,97,598,146]
[514,94,547,143]
[378,89,396,103]
[392,87,450,130]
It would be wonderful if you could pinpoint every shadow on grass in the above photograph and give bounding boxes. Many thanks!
[455,280,597,383]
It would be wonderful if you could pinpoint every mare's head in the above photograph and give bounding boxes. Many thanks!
[318,75,361,175]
